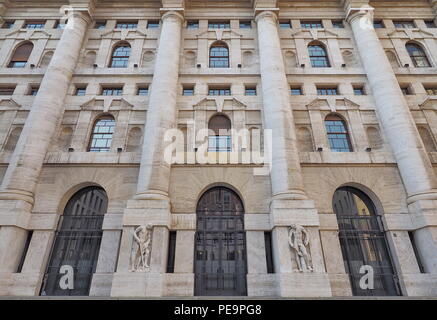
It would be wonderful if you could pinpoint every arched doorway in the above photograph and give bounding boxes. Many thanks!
[333,186,401,296]
[40,186,108,296]
[195,187,247,296]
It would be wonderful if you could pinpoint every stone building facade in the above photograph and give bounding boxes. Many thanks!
[0,0,436,297]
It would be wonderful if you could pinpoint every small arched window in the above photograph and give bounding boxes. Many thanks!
[110,43,131,68]
[209,42,229,68]
[208,115,231,152]
[308,43,330,68]
[88,116,115,152]
[406,43,431,67]
[9,42,34,68]
[325,114,352,152]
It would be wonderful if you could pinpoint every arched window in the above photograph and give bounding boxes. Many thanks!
[9,42,33,68]
[325,114,352,152]
[333,187,400,296]
[406,43,431,67]
[209,41,229,68]
[110,43,131,68]
[88,116,115,152]
[40,186,108,296]
[308,43,330,67]
[208,115,231,152]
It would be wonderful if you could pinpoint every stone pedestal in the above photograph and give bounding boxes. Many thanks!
[111,198,171,297]
[269,198,332,297]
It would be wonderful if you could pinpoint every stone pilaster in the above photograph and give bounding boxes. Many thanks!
[0,3,93,280]
[111,8,185,298]
[344,3,437,277]
[254,7,331,297]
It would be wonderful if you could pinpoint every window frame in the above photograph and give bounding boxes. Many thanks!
[406,43,431,68]
[88,116,116,152]
[209,41,230,68]
[109,43,131,68]
[325,114,353,152]
[308,43,331,68]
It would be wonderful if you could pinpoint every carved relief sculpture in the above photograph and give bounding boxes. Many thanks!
[130,224,153,272]
[288,224,314,272]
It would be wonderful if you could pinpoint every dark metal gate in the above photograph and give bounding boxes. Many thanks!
[195,187,247,296]
[40,187,108,296]
[334,187,401,296]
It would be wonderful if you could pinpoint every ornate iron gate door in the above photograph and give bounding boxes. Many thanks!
[40,187,108,296]
[195,187,247,296]
[334,187,401,296]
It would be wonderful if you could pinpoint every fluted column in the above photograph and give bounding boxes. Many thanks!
[346,5,437,273]
[255,10,306,200]
[0,7,92,272]
[135,11,183,200]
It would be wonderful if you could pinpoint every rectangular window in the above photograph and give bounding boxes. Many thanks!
[301,20,323,29]
[166,231,177,273]
[208,21,230,29]
[0,86,16,95]
[245,87,257,96]
[317,87,338,95]
[393,20,415,29]
[400,85,412,95]
[183,85,194,96]
[116,21,138,29]
[29,86,39,96]
[16,231,33,273]
[353,86,365,96]
[94,21,106,29]
[75,87,87,96]
[2,20,15,29]
[147,20,160,29]
[24,20,46,29]
[408,231,425,273]
[187,20,199,29]
[264,232,274,274]
[137,87,149,96]
[373,20,384,29]
[290,86,303,95]
[279,20,291,29]
[239,20,252,29]
[208,87,231,96]
[54,20,67,29]
[425,20,437,28]
[102,87,123,96]
[425,87,437,95]
[332,20,344,28]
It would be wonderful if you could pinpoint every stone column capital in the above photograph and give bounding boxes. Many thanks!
[160,9,185,23]
[344,4,374,25]
[254,9,279,24]
[63,6,95,25]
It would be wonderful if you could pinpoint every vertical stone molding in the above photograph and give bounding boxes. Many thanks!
[135,10,184,200]
[0,7,93,273]
[255,10,306,200]
[346,6,437,274]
